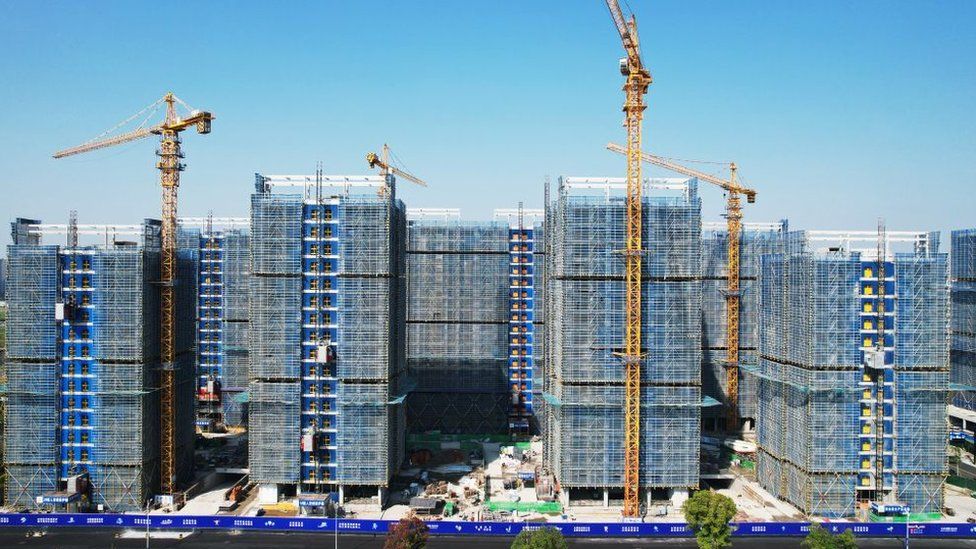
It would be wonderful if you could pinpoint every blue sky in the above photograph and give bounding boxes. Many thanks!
[1,1,973,249]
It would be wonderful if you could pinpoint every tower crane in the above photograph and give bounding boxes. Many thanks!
[603,0,652,517]
[366,144,428,196]
[54,92,214,496]
[606,142,757,433]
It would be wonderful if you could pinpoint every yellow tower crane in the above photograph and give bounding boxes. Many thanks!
[366,144,429,194]
[54,92,214,496]
[603,0,652,518]
[607,143,757,433]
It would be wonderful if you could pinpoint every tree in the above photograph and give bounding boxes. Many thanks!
[384,515,429,549]
[510,526,568,549]
[682,490,737,549]
[801,523,857,549]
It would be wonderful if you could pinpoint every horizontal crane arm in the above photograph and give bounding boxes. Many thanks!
[366,151,427,188]
[389,166,427,188]
[606,142,756,200]
[53,127,155,158]
[604,0,642,64]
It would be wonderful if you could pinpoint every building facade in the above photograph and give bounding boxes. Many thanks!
[701,221,787,432]
[542,176,703,506]
[179,219,251,431]
[249,174,406,504]
[404,209,544,435]
[4,218,195,511]
[951,229,976,412]
[755,229,948,517]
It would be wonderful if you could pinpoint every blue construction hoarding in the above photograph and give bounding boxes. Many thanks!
[0,514,975,538]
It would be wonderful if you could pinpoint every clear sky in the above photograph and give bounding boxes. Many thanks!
[1,1,973,250]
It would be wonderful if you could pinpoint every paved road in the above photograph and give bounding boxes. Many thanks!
[1,530,975,548]
[957,460,976,479]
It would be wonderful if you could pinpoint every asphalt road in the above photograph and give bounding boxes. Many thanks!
[957,460,976,479]
[1,530,975,548]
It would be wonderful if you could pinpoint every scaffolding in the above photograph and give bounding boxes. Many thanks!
[249,381,300,483]
[405,219,511,434]
[3,219,196,511]
[222,227,252,425]
[5,246,59,360]
[184,220,251,430]
[756,231,949,517]
[951,229,976,410]
[701,222,786,422]
[249,176,405,493]
[543,177,702,491]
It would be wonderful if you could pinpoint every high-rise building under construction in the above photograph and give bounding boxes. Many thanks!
[951,229,976,412]
[179,218,251,431]
[700,221,787,432]
[541,176,703,507]
[248,173,406,505]
[3,218,196,511]
[755,229,948,518]
[404,208,544,435]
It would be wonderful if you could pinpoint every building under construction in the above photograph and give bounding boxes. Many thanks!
[541,176,703,506]
[951,229,976,412]
[3,218,196,511]
[404,209,544,435]
[754,229,948,518]
[179,218,252,431]
[248,173,406,505]
[700,221,787,432]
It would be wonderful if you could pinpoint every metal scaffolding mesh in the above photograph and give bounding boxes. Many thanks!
[756,235,949,517]
[895,254,949,369]
[952,228,976,282]
[248,188,405,488]
[248,192,303,485]
[951,229,976,409]
[701,225,786,419]
[895,370,948,472]
[250,275,301,380]
[337,278,393,380]
[544,179,702,489]
[251,194,302,275]
[223,320,249,390]
[757,449,858,519]
[223,231,252,321]
[249,381,300,483]
[335,197,405,484]
[3,229,196,511]
[755,360,860,472]
[405,220,511,434]
[189,226,251,430]
[549,279,700,384]
[3,464,58,509]
[337,383,393,484]
[90,251,156,361]
[5,246,59,360]
[4,362,57,463]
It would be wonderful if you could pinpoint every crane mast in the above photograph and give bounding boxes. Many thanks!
[54,92,213,498]
[604,0,651,517]
[158,96,181,495]
[606,143,757,433]
[724,170,742,432]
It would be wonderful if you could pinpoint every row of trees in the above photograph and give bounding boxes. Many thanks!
[383,491,857,549]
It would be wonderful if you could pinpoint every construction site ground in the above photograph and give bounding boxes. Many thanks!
[163,433,976,527]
